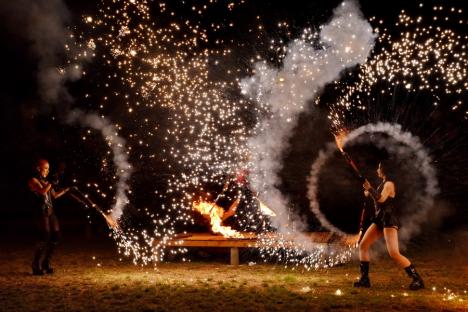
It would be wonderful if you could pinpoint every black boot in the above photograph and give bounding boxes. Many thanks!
[32,243,46,276]
[32,263,44,276]
[405,264,424,290]
[354,261,371,288]
[41,242,57,274]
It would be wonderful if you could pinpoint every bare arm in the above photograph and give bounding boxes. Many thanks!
[52,187,70,199]
[222,198,240,221]
[28,178,52,195]
[377,181,395,203]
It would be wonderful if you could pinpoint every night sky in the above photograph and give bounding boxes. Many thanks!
[0,0,466,240]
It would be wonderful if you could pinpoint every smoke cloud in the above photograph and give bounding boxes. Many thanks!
[1,0,131,220]
[240,1,376,235]
[308,122,440,244]
[0,0,81,104]
[67,110,132,220]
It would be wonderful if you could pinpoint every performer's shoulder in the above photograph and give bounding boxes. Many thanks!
[384,180,395,188]
[28,177,41,188]
[28,177,38,184]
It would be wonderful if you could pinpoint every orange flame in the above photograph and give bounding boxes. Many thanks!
[192,200,243,238]
[333,130,348,153]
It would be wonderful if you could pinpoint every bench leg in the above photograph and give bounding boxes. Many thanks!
[230,247,239,265]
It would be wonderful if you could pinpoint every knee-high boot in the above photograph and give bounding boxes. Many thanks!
[32,242,47,275]
[42,231,59,274]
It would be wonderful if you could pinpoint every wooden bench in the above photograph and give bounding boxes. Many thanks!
[159,232,357,265]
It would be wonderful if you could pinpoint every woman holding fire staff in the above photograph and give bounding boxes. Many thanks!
[28,159,118,275]
[354,162,425,290]
[28,159,70,275]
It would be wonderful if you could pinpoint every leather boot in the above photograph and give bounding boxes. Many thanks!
[32,242,46,276]
[41,242,57,274]
[354,261,371,287]
[405,264,424,290]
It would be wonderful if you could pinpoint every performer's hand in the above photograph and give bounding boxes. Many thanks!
[363,180,371,190]
[364,190,369,197]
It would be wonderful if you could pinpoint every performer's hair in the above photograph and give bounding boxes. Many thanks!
[378,159,396,181]
[36,159,49,167]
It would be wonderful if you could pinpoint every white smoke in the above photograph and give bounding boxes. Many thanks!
[67,110,132,220]
[1,0,132,221]
[308,122,440,243]
[240,1,376,233]
[0,0,85,103]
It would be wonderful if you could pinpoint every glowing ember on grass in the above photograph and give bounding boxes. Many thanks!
[192,200,243,238]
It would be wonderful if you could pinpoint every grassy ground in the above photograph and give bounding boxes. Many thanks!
[0,236,466,312]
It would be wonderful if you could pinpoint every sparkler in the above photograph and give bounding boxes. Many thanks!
[69,187,120,230]
[333,130,368,243]
[333,130,366,182]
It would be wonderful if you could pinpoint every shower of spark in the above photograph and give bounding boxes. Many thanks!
[310,4,466,241]
[65,0,467,268]
[240,1,376,233]
[69,0,262,265]
[326,5,467,130]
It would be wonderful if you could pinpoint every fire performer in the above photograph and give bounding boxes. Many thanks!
[196,192,240,224]
[354,162,424,290]
[28,159,70,275]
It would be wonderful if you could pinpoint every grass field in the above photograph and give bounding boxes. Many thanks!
[0,236,466,311]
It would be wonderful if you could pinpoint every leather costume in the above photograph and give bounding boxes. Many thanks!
[31,176,59,274]
[371,181,400,230]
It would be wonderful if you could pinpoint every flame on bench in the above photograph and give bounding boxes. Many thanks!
[192,200,243,238]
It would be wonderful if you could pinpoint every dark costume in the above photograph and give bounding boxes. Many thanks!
[31,176,60,275]
[355,180,424,290]
[371,181,400,230]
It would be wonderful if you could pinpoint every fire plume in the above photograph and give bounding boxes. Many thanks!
[333,130,348,153]
[192,200,243,238]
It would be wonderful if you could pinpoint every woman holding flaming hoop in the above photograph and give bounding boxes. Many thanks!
[354,162,424,290]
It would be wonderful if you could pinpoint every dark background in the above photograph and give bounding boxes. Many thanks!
[0,0,466,238]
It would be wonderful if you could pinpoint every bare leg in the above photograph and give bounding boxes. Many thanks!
[383,228,424,289]
[359,224,383,261]
[354,224,382,288]
[383,227,411,268]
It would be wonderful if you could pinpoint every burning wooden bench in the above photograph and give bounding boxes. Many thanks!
[160,232,357,265]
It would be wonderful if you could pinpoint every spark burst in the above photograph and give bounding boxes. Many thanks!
[325,5,467,129]
[66,1,466,268]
